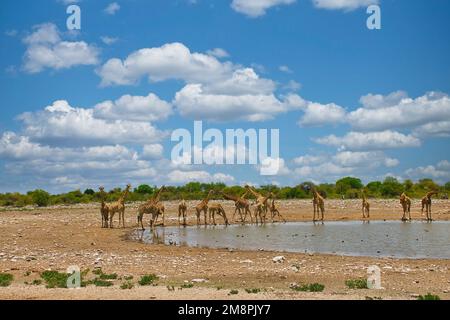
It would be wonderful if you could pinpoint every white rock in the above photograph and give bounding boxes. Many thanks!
[191,278,208,283]
[272,256,285,263]
[240,259,253,264]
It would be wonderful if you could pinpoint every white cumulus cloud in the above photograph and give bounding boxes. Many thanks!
[231,0,296,17]
[94,93,172,122]
[22,23,99,73]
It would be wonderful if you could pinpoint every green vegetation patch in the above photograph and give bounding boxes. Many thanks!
[1,178,447,207]
[92,279,114,287]
[0,273,13,287]
[99,272,118,280]
[138,274,158,286]
[120,281,134,290]
[291,283,325,292]
[245,288,261,294]
[40,270,69,288]
[418,293,440,300]
[345,279,368,289]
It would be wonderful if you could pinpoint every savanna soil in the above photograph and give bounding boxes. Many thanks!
[0,199,449,300]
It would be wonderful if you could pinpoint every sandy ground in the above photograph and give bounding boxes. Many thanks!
[0,199,449,300]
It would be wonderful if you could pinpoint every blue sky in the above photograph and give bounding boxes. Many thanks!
[0,0,449,193]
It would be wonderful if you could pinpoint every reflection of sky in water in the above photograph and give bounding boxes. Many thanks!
[131,221,450,259]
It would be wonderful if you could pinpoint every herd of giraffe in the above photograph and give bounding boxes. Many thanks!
[98,185,440,229]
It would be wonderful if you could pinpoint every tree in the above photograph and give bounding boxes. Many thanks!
[29,189,50,207]
[84,188,95,195]
[416,179,439,192]
[135,184,154,195]
[403,179,414,191]
[381,177,403,197]
[336,177,363,194]
[445,182,450,191]
[366,181,382,194]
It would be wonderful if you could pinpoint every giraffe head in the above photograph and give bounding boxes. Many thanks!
[99,186,105,192]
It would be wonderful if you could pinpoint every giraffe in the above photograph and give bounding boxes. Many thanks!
[361,191,370,219]
[150,202,165,228]
[220,191,252,223]
[99,186,109,228]
[421,191,438,221]
[252,191,274,224]
[137,186,165,230]
[208,203,229,225]
[178,198,188,226]
[268,197,286,223]
[400,192,412,221]
[312,189,325,222]
[105,184,131,228]
[195,190,214,225]
[244,185,270,221]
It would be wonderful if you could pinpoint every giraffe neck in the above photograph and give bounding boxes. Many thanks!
[100,191,106,208]
[119,189,129,204]
[247,187,261,198]
[204,191,212,203]
[153,188,163,202]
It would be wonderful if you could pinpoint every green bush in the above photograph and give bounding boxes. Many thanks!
[418,293,440,300]
[0,273,13,287]
[345,279,368,289]
[30,190,50,207]
[291,283,325,292]
[138,274,158,286]
[41,270,69,288]
[245,288,261,294]
[99,272,118,280]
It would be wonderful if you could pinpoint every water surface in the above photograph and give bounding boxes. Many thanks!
[130,221,450,259]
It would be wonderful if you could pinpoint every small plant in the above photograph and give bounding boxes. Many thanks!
[120,281,134,290]
[138,274,158,286]
[181,282,194,289]
[92,268,103,275]
[245,288,261,294]
[418,293,440,300]
[92,279,113,287]
[216,286,223,290]
[228,289,239,295]
[41,270,69,288]
[33,279,43,285]
[24,271,31,277]
[25,279,43,286]
[99,272,118,280]
[0,273,13,287]
[345,279,368,289]
[124,275,133,281]
[291,283,325,292]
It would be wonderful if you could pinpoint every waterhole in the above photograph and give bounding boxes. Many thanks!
[129,221,450,259]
